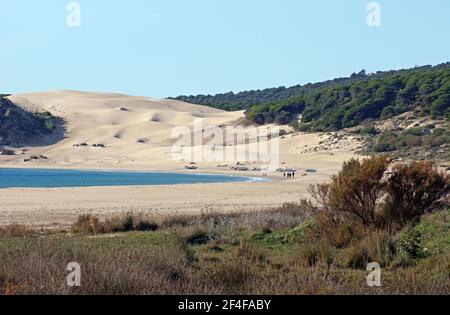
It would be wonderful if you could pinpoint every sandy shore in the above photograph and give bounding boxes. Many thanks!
[0,174,323,229]
[0,157,349,229]
[0,91,363,228]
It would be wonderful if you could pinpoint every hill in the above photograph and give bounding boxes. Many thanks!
[171,69,371,111]
[2,90,244,168]
[246,63,449,131]
[171,63,449,131]
[0,95,56,146]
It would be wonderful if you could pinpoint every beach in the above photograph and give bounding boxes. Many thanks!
[0,91,362,228]
[0,152,356,229]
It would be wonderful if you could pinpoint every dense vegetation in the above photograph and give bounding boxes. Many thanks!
[0,96,56,146]
[0,158,448,295]
[171,70,370,111]
[352,118,450,162]
[246,63,450,130]
[172,63,449,131]
[373,126,450,153]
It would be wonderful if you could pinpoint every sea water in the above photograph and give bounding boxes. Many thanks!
[0,168,261,189]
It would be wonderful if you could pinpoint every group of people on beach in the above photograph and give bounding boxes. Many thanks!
[283,172,296,179]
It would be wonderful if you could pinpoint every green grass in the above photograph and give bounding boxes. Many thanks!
[249,219,315,251]
[368,124,450,161]
[401,209,450,256]
[0,210,448,295]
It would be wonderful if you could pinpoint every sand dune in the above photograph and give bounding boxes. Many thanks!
[5,90,243,168]
[0,90,362,227]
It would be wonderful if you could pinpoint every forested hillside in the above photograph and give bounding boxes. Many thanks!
[247,64,449,130]
[172,63,449,132]
[171,69,369,111]
[0,95,56,146]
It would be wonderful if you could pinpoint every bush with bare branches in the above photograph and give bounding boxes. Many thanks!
[381,161,450,227]
[305,157,450,245]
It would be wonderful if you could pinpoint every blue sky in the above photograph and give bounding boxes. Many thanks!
[1,0,449,98]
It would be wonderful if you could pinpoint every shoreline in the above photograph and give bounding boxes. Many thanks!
[0,165,273,192]
[0,162,279,177]
[0,152,357,229]
[0,168,324,229]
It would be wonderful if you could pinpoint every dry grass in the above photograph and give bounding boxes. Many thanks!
[0,208,448,295]
[336,231,397,269]
[0,239,217,295]
[0,224,33,237]
[160,203,308,232]
[71,212,158,235]
[1,201,448,294]
[0,243,446,295]
[0,159,448,295]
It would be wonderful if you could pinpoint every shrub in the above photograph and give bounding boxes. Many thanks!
[359,125,378,135]
[403,128,425,137]
[71,213,159,234]
[373,126,449,153]
[284,219,317,244]
[374,142,395,153]
[133,219,159,232]
[0,224,32,237]
[71,213,100,234]
[338,231,397,269]
[382,161,450,227]
[423,128,450,149]
[297,124,311,132]
[374,132,398,152]
[0,149,15,156]
[396,229,428,261]
[298,240,335,267]
[310,156,389,229]
[161,213,196,228]
[432,128,446,137]
[183,229,215,245]
[333,220,366,248]
[310,203,365,248]
[380,106,395,119]
[0,273,21,295]
[99,216,129,233]
[206,255,257,293]
[306,158,450,244]
[400,134,422,147]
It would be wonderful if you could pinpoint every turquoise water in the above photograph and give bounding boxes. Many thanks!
[0,168,257,189]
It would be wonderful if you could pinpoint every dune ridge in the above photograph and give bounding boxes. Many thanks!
[6,90,243,169]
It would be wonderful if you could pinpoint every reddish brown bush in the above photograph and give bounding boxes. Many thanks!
[382,161,450,227]
[329,156,389,227]
[0,224,33,237]
[306,156,389,245]
[71,213,159,235]
[71,213,100,234]
[306,157,450,245]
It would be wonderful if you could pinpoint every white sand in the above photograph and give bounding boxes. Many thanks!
[0,90,362,228]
